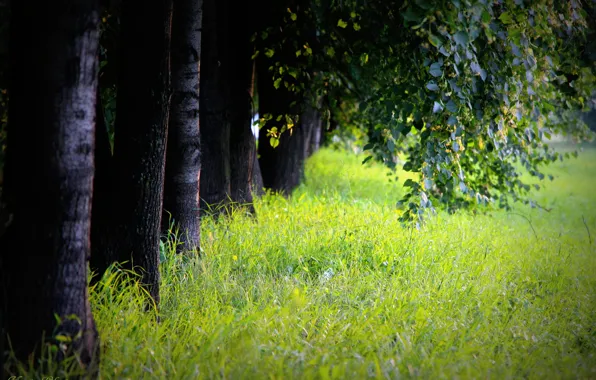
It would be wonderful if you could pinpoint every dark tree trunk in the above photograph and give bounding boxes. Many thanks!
[90,87,114,281]
[253,0,319,195]
[101,0,173,304]
[251,147,265,197]
[162,0,203,253]
[257,59,312,195]
[199,0,231,215]
[1,0,100,374]
[228,1,257,213]
[90,0,119,282]
[304,99,323,158]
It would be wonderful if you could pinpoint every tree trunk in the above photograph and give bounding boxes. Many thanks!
[229,1,257,213]
[257,59,312,195]
[1,0,100,374]
[90,87,114,281]
[102,0,173,304]
[90,0,119,282]
[304,99,323,158]
[251,147,265,197]
[162,0,203,253]
[199,0,231,215]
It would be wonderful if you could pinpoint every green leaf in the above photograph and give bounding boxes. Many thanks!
[265,48,275,58]
[270,138,279,148]
[508,28,522,45]
[481,10,491,24]
[404,179,417,188]
[273,78,281,89]
[387,139,395,153]
[55,335,72,343]
[429,62,443,77]
[542,102,554,112]
[360,53,369,65]
[426,82,439,91]
[337,19,348,28]
[499,12,513,25]
[453,31,469,46]
[446,99,457,113]
[362,155,373,164]
[428,34,443,48]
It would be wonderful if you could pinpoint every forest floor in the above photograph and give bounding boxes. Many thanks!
[92,143,596,379]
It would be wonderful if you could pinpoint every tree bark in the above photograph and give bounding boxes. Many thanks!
[1,0,100,374]
[228,1,257,213]
[199,0,231,215]
[102,0,173,304]
[162,0,202,253]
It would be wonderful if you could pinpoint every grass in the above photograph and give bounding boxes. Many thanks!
[89,145,596,379]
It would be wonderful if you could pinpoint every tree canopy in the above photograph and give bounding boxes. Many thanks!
[255,0,596,222]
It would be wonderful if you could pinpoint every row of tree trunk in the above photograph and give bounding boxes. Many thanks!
[0,0,324,376]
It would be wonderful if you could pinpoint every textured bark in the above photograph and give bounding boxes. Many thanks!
[228,1,257,213]
[199,0,231,215]
[1,0,100,374]
[162,0,202,252]
[104,0,173,304]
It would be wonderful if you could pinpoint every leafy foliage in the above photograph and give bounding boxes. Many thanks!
[257,0,596,223]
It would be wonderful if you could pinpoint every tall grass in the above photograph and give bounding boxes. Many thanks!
[27,145,596,378]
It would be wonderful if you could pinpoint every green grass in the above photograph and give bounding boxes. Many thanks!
[90,145,596,379]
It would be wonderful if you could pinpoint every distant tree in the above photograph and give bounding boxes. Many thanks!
[162,0,203,253]
[257,60,313,194]
[0,0,100,374]
[254,0,325,195]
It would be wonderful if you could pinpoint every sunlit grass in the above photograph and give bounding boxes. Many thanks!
[87,145,596,379]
